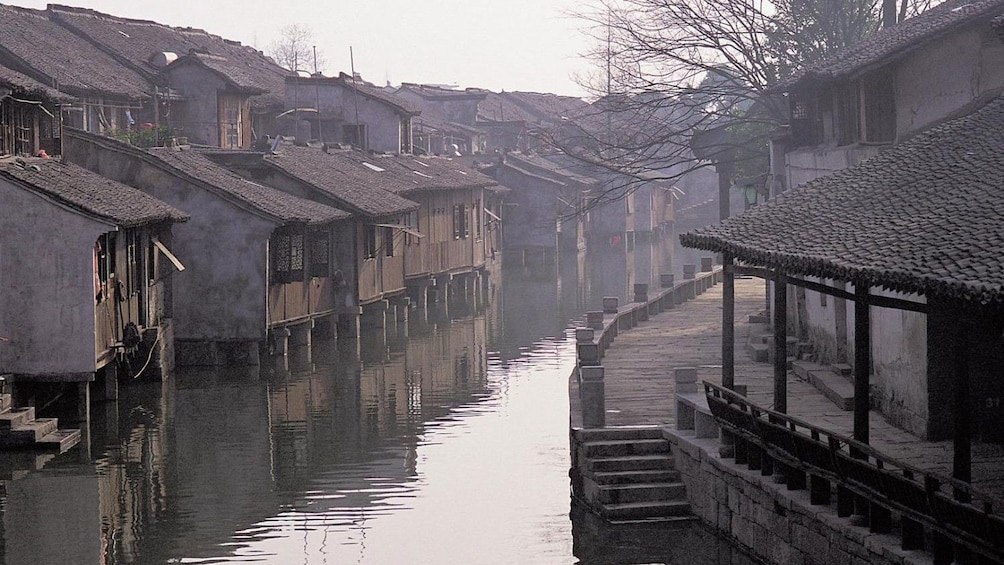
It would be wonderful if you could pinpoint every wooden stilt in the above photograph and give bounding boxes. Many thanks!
[953,317,972,495]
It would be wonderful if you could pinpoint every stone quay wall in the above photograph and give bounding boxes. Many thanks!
[669,431,930,565]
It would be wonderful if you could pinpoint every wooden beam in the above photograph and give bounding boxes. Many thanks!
[774,272,788,413]
[953,320,972,488]
[854,284,870,445]
[734,265,773,280]
[723,254,735,389]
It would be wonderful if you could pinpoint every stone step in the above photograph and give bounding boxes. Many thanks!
[832,363,852,376]
[593,468,682,485]
[598,482,688,505]
[588,454,675,473]
[601,500,693,522]
[0,418,59,447]
[0,451,56,480]
[573,426,664,443]
[38,428,82,453]
[807,369,855,411]
[583,439,670,458]
[746,342,768,362]
[0,407,36,430]
[791,360,824,381]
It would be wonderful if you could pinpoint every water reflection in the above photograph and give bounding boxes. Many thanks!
[0,234,762,564]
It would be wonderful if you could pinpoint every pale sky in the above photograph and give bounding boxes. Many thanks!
[17,0,600,98]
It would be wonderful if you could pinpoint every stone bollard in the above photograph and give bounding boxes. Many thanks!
[580,366,606,428]
[701,257,714,272]
[674,366,698,394]
[683,264,696,279]
[575,327,595,343]
[633,283,649,303]
[586,311,604,330]
[602,296,619,314]
[660,273,675,288]
[577,342,600,366]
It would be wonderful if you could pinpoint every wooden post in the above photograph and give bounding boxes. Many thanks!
[773,272,787,413]
[953,318,972,490]
[854,284,870,445]
[722,254,735,390]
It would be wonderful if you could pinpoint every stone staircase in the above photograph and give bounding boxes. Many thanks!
[0,407,81,452]
[570,426,694,523]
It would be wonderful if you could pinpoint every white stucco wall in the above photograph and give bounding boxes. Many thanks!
[0,179,110,374]
[895,25,1004,137]
[868,290,929,435]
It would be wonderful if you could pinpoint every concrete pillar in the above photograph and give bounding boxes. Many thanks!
[586,311,604,331]
[602,296,618,314]
[683,264,696,279]
[76,381,90,425]
[580,366,605,428]
[660,273,674,288]
[701,257,714,272]
[633,283,648,303]
[674,366,698,394]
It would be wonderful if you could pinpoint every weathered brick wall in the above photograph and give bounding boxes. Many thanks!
[668,431,928,565]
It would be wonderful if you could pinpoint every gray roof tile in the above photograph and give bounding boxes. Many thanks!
[681,95,1004,304]
[1,157,187,227]
[146,147,348,225]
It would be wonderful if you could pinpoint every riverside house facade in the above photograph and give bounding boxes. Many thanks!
[767,0,1004,439]
[0,156,187,417]
[62,128,351,367]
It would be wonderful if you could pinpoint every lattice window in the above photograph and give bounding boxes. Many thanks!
[310,232,329,277]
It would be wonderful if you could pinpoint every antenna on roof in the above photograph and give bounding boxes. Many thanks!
[350,46,362,150]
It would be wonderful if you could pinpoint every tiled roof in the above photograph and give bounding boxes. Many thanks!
[0,4,149,99]
[779,0,1004,90]
[398,83,489,101]
[505,153,600,186]
[335,74,421,115]
[333,150,497,194]
[164,52,267,94]
[47,4,288,108]
[263,144,419,218]
[680,96,1004,304]
[477,91,591,126]
[0,157,186,227]
[0,63,73,102]
[146,147,347,225]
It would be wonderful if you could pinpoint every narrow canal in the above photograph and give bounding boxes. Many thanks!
[0,248,761,564]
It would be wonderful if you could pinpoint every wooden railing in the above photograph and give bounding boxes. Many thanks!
[704,381,1004,565]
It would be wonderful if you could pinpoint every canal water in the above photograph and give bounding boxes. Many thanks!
[0,248,761,564]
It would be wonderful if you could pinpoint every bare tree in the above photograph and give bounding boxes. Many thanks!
[268,24,324,73]
[547,0,927,208]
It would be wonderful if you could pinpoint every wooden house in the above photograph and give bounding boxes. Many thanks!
[0,64,72,157]
[61,128,350,366]
[683,94,1004,487]
[156,51,265,149]
[283,73,420,153]
[46,4,289,140]
[394,83,488,156]
[763,0,1004,435]
[0,4,150,136]
[0,156,187,421]
[330,150,499,306]
[203,142,420,329]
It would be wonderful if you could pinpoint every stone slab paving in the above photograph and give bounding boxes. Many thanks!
[569,276,1004,496]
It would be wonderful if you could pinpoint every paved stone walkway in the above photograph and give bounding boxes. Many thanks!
[569,276,1004,495]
